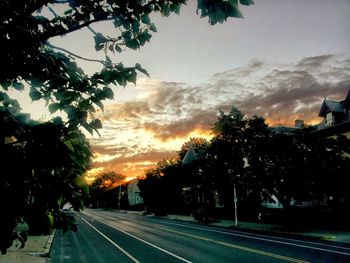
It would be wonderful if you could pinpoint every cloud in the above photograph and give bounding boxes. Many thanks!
[91,149,178,177]
[142,109,217,140]
[90,54,350,176]
[201,54,350,125]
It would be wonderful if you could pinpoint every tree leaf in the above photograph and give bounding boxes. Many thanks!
[240,0,254,6]
[103,86,114,99]
[93,99,104,111]
[49,103,60,114]
[138,31,152,46]
[1,80,11,90]
[125,38,140,50]
[127,70,137,85]
[141,14,151,25]
[94,33,107,51]
[13,82,24,91]
[90,118,103,130]
[29,88,42,101]
[115,44,123,53]
[64,140,75,152]
[149,23,157,32]
[135,63,150,77]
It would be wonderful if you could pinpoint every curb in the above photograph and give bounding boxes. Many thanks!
[42,230,56,257]
[27,230,56,258]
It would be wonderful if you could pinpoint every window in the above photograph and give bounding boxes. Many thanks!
[325,112,334,127]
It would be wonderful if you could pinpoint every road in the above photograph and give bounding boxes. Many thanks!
[49,209,350,263]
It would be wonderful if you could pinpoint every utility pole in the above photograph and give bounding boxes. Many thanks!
[118,184,121,211]
[233,183,238,226]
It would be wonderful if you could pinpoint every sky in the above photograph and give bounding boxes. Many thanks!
[12,0,350,180]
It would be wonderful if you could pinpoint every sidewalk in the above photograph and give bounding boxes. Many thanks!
[0,232,54,263]
[164,214,350,244]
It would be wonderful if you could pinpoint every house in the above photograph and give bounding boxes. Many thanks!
[127,179,144,208]
[313,87,350,138]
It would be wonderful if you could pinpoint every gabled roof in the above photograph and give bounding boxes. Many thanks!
[182,146,198,164]
[318,99,343,117]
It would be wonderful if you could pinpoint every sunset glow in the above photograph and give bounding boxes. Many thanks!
[12,1,349,181]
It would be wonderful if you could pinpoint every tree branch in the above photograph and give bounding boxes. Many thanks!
[45,42,106,65]
[42,17,114,41]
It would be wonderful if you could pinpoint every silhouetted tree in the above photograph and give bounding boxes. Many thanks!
[89,171,125,208]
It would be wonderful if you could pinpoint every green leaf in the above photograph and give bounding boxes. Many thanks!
[90,118,103,130]
[240,0,254,6]
[94,33,107,51]
[132,20,140,32]
[80,122,94,136]
[170,3,181,14]
[141,14,151,25]
[228,0,244,18]
[49,103,60,114]
[1,80,11,90]
[138,31,152,46]
[101,69,114,82]
[29,88,42,101]
[127,70,137,85]
[64,140,75,152]
[161,3,171,17]
[103,86,114,99]
[115,74,126,87]
[135,63,150,77]
[93,99,104,111]
[125,38,140,50]
[52,116,63,125]
[149,23,157,32]
[13,82,24,91]
[115,44,123,53]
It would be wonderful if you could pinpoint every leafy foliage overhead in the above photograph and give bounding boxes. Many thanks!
[1,0,252,134]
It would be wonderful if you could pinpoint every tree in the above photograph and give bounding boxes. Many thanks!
[89,171,125,208]
[138,157,183,215]
[208,107,247,212]
[1,0,253,253]
[0,114,91,253]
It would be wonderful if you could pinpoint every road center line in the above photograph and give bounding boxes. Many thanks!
[85,214,192,263]
[148,224,310,263]
[79,216,140,263]
[159,220,350,256]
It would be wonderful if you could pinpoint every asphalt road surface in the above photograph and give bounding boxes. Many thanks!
[49,209,350,263]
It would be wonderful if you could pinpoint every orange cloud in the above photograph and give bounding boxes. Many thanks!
[88,54,350,179]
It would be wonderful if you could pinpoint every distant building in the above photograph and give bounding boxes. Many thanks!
[269,119,303,134]
[127,179,144,207]
[313,87,350,138]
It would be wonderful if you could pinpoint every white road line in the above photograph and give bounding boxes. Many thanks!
[86,214,192,263]
[157,221,350,256]
[89,211,350,252]
[79,216,140,263]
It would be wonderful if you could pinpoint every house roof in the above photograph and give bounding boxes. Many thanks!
[318,99,343,117]
[182,146,198,164]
